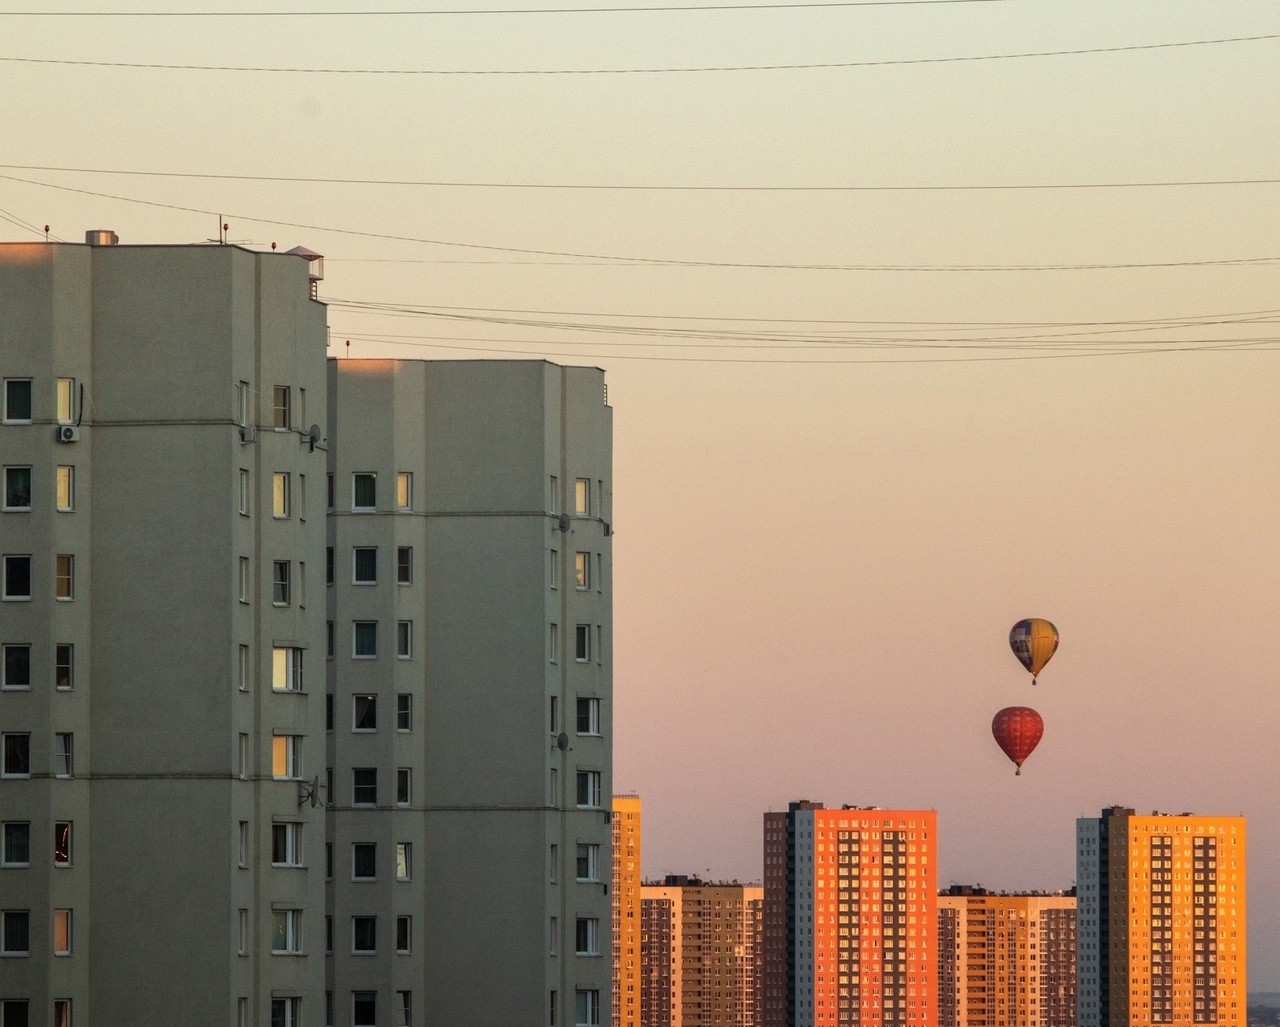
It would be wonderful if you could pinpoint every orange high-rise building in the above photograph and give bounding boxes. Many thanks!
[936,886,1076,1027]
[613,795,643,1027]
[763,802,938,1027]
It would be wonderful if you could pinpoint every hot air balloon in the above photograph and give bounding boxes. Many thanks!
[1009,619,1059,685]
[991,706,1044,776]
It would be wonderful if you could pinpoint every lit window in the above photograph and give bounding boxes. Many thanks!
[576,843,600,882]
[396,472,412,511]
[272,561,291,605]
[575,624,590,662]
[1,822,30,867]
[56,379,74,424]
[54,1000,71,1027]
[272,823,303,867]
[1,910,30,955]
[273,473,290,518]
[574,478,590,515]
[3,467,31,511]
[2,734,31,778]
[396,768,411,806]
[53,909,72,955]
[576,770,602,809]
[56,466,74,512]
[1,645,30,690]
[396,917,411,955]
[271,910,303,954]
[273,386,291,430]
[396,693,412,732]
[352,768,377,806]
[352,917,377,954]
[396,842,411,881]
[353,548,377,584]
[3,555,32,601]
[574,552,590,589]
[575,917,600,956]
[271,998,301,1027]
[54,733,73,778]
[576,989,601,1027]
[397,621,412,659]
[3,379,32,423]
[272,648,303,692]
[354,991,377,1026]
[353,695,377,732]
[576,697,601,735]
[353,622,377,659]
[272,736,302,780]
[397,546,413,584]
[55,554,74,600]
[352,473,376,512]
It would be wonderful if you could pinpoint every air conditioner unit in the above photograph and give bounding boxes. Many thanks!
[56,425,80,443]
[239,426,257,445]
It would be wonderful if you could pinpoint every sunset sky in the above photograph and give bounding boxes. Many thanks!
[3,0,1278,985]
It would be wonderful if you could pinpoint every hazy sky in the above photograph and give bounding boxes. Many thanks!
[4,0,1278,986]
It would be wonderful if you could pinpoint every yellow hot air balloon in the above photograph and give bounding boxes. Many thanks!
[1009,619,1059,685]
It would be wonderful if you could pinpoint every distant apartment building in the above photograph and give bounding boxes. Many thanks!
[936,885,1076,1027]
[763,802,938,1027]
[613,795,642,1027]
[0,236,615,1026]
[641,875,764,1026]
[1076,807,1246,1027]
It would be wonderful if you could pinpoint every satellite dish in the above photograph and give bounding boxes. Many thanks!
[556,733,569,751]
[308,424,321,452]
[558,514,570,533]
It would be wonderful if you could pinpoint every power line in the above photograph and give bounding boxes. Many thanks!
[3,33,1276,75]
[7,162,1280,192]
[0,0,1017,15]
[5,172,1277,273]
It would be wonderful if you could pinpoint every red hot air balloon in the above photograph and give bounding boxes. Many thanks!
[991,706,1044,776]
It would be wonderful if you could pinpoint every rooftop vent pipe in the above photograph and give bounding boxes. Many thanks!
[85,230,119,246]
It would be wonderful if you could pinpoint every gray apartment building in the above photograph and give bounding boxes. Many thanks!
[0,237,614,1027]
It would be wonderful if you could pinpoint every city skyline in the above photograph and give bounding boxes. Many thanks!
[3,0,1277,991]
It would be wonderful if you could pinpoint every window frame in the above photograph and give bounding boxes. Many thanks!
[54,822,72,866]
[2,734,31,778]
[56,465,74,512]
[272,647,303,693]
[576,697,601,736]
[576,842,600,882]
[352,694,377,733]
[272,472,290,519]
[396,842,412,882]
[55,378,75,424]
[272,386,291,431]
[575,916,600,956]
[575,770,602,809]
[53,733,73,778]
[574,551,590,590]
[574,478,590,515]
[351,843,377,882]
[272,560,291,606]
[575,989,601,1027]
[1,822,30,868]
[54,554,74,601]
[2,379,32,424]
[238,468,249,516]
[396,915,411,955]
[396,471,412,511]
[1,909,31,956]
[271,909,303,955]
[54,643,73,691]
[272,822,304,867]
[352,768,377,807]
[396,767,411,807]
[396,620,412,659]
[352,473,377,513]
[353,991,377,1027]
[352,547,377,585]
[396,546,413,584]
[2,466,32,512]
[2,555,33,602]
[272,735,303,781]
[1,645,31,691]
[351,916,377,955]
[53,908,72,956]
[353,621,378,659]
[574,624,591,663]
[396,693,412,732]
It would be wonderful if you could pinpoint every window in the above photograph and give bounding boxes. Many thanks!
[271,998,301,1027]
[298,474,306,521]
[549,475,559,514]
[2,645,30,690]
[3,555,32,600]
[396,915,412,954]
[2,823,30,867]
[2,734,30,778]
[273,386,291,430]
[272,735,302,780]
[550,549,559,589]
[396,842,411,881]
[352,768,377,806]
[326,547,334,585]
[272,911,303,955]
[576,843,600,882]
[55,555,74,600]
[272,648,303,692]
[56,466,74,512]
[396,693,412,731]
[574,552,590,589]
[238,557,250,603]
[1,910,30,955]
[353,621,377,658]
[394,471,413,512]
[574,478,590,515]
[54,733,73,778]
[353,548,377,584]
[396,991,412,1027]
[353,992,377,1027]
[238,909,248,955]
[272,823,303,866]
[56,378,74,424]
[53,909,72,955]
[237,645,248,692]
[3,467,31,511]
[549,844,558,883]
[576,697,601,735]
[272,561,291,605]
[396,768,411,806]
[352,843,377,881]
[576,989,601,1027]
[550,696,559,733]
[396,621,412,659]
[352,917,377,954]
[397,546,412,584]
[272,473,290,518]
[54,822,71,865]
[238,469,249,515]
[575,624,590,662]
[352,473,376,512]
[54,1000,70,1027]
[238,822,248,867]
[238,734,248,779]
[238,381,250,428]
[325,694,334,731]
[327,473,334,511]
[353,695,377,732]
[549,623,558,664]
[576,770,602,809]
[326,622,334,659]
[575,917,600,956]
[3,379,32,423]
[1,1003,30,1027]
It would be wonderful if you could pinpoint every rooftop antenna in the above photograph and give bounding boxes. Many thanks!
[44,225,50,242]
[346,340,350,358]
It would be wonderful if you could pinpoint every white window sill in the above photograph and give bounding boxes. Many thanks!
[1,597,33,603]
